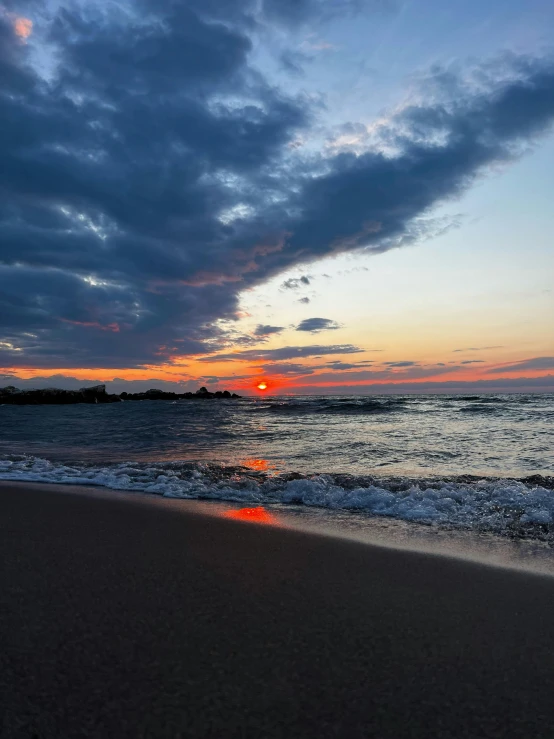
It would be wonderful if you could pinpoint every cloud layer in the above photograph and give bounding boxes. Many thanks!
[296,317,340,332]
[487,357,554,373]
[1,1,554,368]
[197,344,364,362]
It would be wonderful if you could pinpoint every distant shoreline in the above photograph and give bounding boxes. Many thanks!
[0,384,241,405]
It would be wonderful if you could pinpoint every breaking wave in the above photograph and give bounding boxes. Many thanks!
[1,455,553,543]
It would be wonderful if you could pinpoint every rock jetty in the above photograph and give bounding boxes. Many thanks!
[0,385,241,405]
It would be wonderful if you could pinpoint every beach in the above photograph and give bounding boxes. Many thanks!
[2,482,554,738]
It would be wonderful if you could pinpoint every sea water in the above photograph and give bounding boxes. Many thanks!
[1,393,552,543]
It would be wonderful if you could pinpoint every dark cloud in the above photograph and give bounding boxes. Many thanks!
[487,357,554,373]
[280,50,310,76]
[199,374,252,384]
[325,361,374,370]
[383,361,418,367]
[461,360,485,364]
[256,357,376,376]
[289,376,554,394]
[298,297,311,304]
[253,324,285,336]
[453,346,503,352]
[197,344,364,362]
[260,0,391,26]
[1,0,554,369]
[0,374,103,391]
[0,2,307,366]
[282,276,311,289]
[296,317,340,332]
[257,362,316,376]
[290,365,459,384]
[0,373,200,394]
[0,265,227,368]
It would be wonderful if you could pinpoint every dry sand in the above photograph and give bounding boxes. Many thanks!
[2,482,554,738]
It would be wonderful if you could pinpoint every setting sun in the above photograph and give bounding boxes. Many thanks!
[257,382,268,391]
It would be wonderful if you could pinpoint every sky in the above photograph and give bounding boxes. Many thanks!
[0,0,553,395]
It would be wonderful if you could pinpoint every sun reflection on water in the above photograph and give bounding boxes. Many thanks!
[240,457,275,472]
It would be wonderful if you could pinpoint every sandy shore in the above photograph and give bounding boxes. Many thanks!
[2,482,554,738]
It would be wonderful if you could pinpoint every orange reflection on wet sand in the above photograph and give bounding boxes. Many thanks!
[223,507,278,525]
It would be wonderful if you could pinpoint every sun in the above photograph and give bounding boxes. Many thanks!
[257,382,268,391]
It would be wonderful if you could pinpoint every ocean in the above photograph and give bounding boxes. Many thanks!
[1,393,553,545]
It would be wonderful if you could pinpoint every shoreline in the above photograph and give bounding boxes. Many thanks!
[2,479,554,577]
[2,482,554,737]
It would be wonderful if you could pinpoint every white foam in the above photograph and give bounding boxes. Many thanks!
[0,456,552,539]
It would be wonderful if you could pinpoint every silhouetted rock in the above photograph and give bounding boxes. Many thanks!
[194,386,214,398]
[0,384,121,405]
[80,384,107,395]
[119,389,175,401]
[80,385,111,402]
[0,386,20,396]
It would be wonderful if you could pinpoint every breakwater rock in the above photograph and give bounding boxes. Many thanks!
[0,385,241,405]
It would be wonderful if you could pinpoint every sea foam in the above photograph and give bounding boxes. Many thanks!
[1,455,552,541]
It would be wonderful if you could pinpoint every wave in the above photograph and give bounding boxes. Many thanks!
[265,398,408,415]
[459,404,502,414]
[458,396,507,403]
[1,455,553,543]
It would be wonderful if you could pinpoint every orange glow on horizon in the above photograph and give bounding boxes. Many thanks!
[2,356,553,393]
[14,16,32,40]
[223,506,277,525]
[2,364,552,387]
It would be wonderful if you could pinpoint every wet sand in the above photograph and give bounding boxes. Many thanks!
[2,482,554,738]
